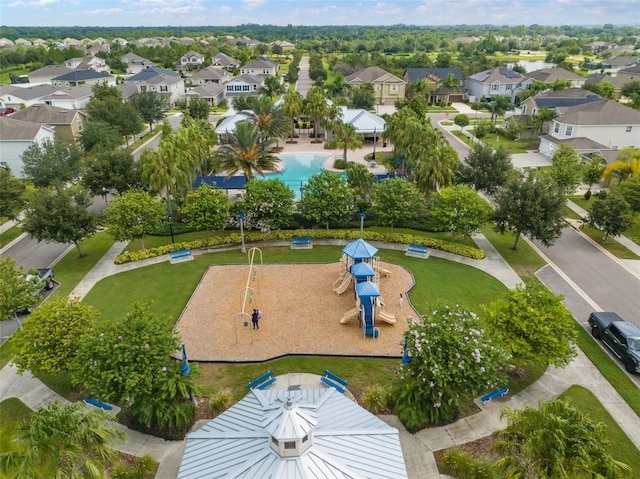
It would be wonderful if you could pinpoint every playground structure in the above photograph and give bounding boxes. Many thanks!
[335,239,397,338]
[232,247,263,344]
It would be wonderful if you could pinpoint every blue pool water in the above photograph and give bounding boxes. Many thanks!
[265,152,331,199]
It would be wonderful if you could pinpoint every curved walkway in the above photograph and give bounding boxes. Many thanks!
[2,236,639,478]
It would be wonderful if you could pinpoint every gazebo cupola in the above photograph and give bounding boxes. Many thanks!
[265,396,317,457]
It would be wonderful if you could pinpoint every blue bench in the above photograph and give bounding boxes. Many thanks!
[320,369,348,394]
[170,248,193,263]
[405,243,430,259]
[480,387,510,404]
[248,370,276,390]
[291,236,313,249]
[83,398,113,411]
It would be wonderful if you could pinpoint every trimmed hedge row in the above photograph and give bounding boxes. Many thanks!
[114,229,485,264]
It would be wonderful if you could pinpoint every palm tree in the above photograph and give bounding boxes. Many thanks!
[487,94,513,124]
[320,102,342,140]
[333,121,363,162]
[0,400,125,478]
[407,78,431,102]
[325,75,348,99]
[413,141,458,195]
[249,95,288,146]
[139,142,188,216]
[438,72,461,103]
[604,147,640,183]
[304,85,328,142]
[345,161,375,199]
[210,121,279,181]
[259,76,285,98]
[529,107,557,136]
[283,89,303,143]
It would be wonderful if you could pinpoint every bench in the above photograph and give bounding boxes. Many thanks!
[480,387,510,404]
[405,243,430,259]
[83,398,113,411]
[248,370,276,390]
[291,236,313,249]
[320,369,348,394]
[170,248,193,264]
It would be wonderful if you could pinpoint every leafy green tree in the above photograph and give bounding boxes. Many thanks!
[333,121,363,162]
[484,282,577,367]
[372,178,424,228]
[548,143,583,195]
[283,88,304,142]
[0,168,26,220]
[177,96,210,120]
[78,120,124,152]
[429,185,491,237]
[239,178,295,230]
[453,114,470,132]
[345,162,376,200]
[210,121,278,181]
[492,399,631,479]
[350,82,375,110]
[582,155,605,199]
[73,303,181,405]
[0,400,125,479]
[179,185,229,237]
[458,143,513,194]
[588,192,634,241]
[486,95,513,124]
[13,298,97,375]
[0,257,41,321]
[102,190,165,250]
[85,83,143,141]
[22,188,99,258]
[615,174,640,212]
[81,146,140,197]
[21,138,81,188]
[493,171,566,250]
[598,81,616,100]
[259,75,285,98]
[299,171,356,229]
[304,85,328,141]
[132,90,169,132]
[393,305,510,430]
[621,80,640,108]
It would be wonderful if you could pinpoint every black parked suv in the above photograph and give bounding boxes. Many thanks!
[588,312,640,374]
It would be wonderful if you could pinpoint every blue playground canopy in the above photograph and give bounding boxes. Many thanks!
[350,262,375,278]
[342,238,378,259]
[356,281,380,298]
[195,176,247,189]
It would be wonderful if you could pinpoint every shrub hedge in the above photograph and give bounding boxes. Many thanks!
[114,229,485,264]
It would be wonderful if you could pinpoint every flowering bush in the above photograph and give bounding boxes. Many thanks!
[393,305,510,430]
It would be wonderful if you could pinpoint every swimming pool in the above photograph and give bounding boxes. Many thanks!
[265,152,332,199]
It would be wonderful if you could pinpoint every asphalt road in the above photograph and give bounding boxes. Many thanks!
[295,56,312,98]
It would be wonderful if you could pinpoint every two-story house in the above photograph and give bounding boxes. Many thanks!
[176,51,206,72]
[51,69,116,87]
[0,84,64,110]
[27,65,74,84]
[519,88,602,117]
[539,99,640,157]
[39,85,94,110]
[465,67,533,102]
[525,67,586,88]
[0,117,56,178]
[125,67,185,105]
[188,66,229,86]
[121,52,156,75]
[403,67,465,104]
[9,104,88,146]
[63,56,111,74]
[224,74,264,98]
[345,66,406,106]
[211,52,240,71]
[617,64,640,84]
[240,58,279,77]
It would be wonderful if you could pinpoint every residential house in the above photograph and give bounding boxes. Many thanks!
[584,74,628,100]
[176,386,408,479]
[32,39,48,48]
[345,66,406,106]
[27,65,73,84]
[51,69,116,87]
[14,38,32,47]
[226,36,262,48]
[9,104,88,145]
[0,38,15,49]
[39,85,94,109]
[582,41,615,54]
[525,67,586,88]
[121,52,155,75]
[64,56,111,74]
[0,117,56,178]
[240,57,279,77]
[178,37,196,45]
[539,99,640,157]
[586,56,640,74]
[87,44,110,56]
[184,83,225,107]
[125,67,185,105]
[268,40,295,51]
[617,64,640,84]
[188,66,230,86]
[211,52,240,71]
[176,50,206,71]
[62,38,83,48]
[519,88,602,116]
[111,37,128,46]
[465,67,533,102]
[338,106,386,142]
[224,74,264,98]
[403,67,465,103]
[0,84,64,109]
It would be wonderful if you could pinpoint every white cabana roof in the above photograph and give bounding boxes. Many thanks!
[214,111,253,135]
[339,106,386,134]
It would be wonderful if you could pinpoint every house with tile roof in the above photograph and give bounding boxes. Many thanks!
[240,57,279,77]
[525,67,586,88]
[187,66,229,86]
[465,67,533,102]
[0,117,56,178]
[51,69,116,87]
[9,104,88,145]
[124,67,185,105]
[519,88,602,117]
[539,99,640,157]
[403,67,465,103]
[345,66,406,106]
[211,52,240,71]
[177,387,408,478]
[27,65,74,84]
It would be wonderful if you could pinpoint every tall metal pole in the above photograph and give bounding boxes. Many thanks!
[360,208,365,238]
[168,215,175,244]
[239,211,246,253]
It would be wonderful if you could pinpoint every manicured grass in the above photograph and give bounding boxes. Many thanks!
[0,66,29,84]
[557,385,640,475]
[579,225,640,259]
[0,225,24,249]
[478,134,539,154]
[480,226,547,278]
[426,106,458,113]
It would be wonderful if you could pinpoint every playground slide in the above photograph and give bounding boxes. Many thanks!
[376,310,397,324]
[333,275,351,295]
[374,264,391,277]
[363,301,375,336]
[340,307,361,324]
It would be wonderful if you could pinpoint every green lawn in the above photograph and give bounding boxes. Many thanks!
[558,385,640,475]
[0,225,23,249]
[477,134,539,154]
[480,226,547,278]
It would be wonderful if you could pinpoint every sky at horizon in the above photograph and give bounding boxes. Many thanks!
[1,0,639,28]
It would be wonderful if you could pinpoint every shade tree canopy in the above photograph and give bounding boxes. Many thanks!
[429,185,491,237]
[371,177,424,228]
[457,143,513,194]
[21,138,81,188]
[298,171,356,229]
[238,178,295,231]
[179,185,229,236]
[0,257,42,320]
